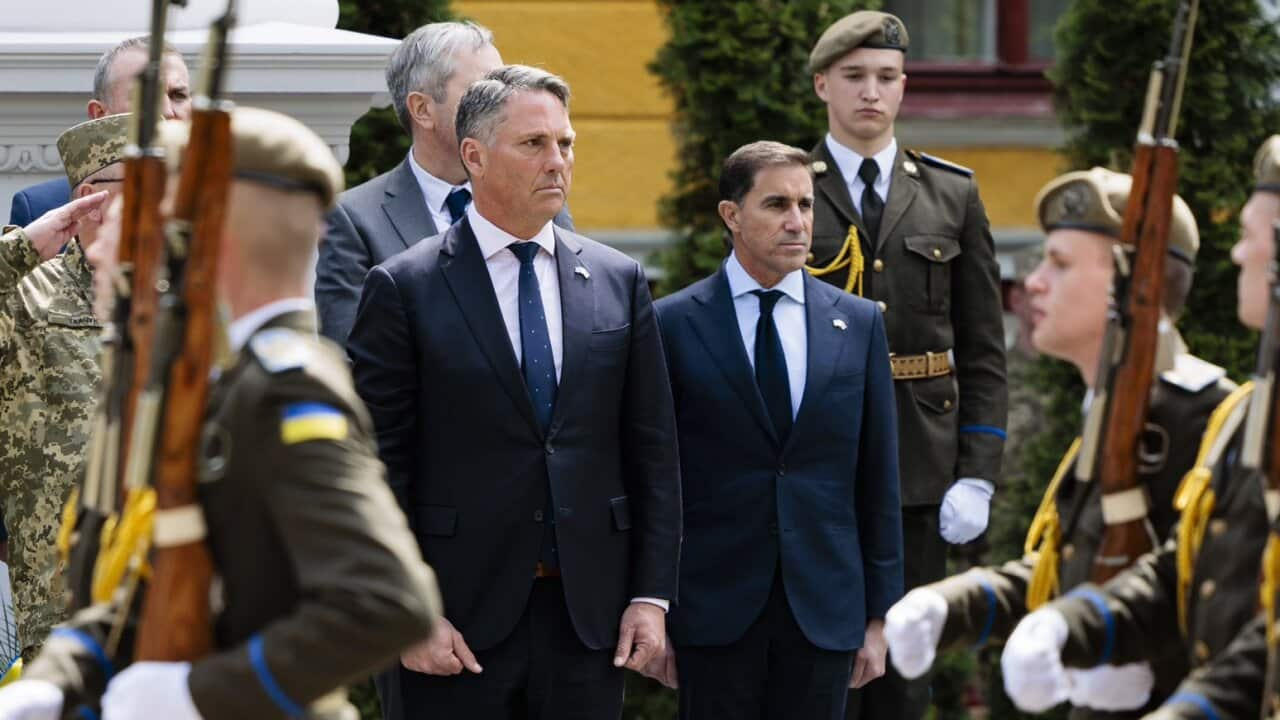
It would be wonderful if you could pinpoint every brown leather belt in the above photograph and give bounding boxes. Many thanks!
[890,351,953,380]
[535,562,561,578]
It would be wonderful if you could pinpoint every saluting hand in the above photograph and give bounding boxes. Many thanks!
[400,617,482,676]
[22,190,110,261]
[614,602,665,672]
[850,620,888,688]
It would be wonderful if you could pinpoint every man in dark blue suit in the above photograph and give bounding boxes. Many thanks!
[347,65,681,720]
[649,141,904,720]
[8,36,190,226]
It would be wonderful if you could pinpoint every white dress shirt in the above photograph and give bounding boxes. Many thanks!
[228,297,317,354]
[825,134,896,212]
[467,206,564,380]
[725,251,807,418]
[408,151,471,232]
[467,206,666,611]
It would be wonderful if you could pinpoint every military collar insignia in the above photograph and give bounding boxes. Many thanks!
[249,327,312,374]
[810,160,829,176]
[903,159,919,176]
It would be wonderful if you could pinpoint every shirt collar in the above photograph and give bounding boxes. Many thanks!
[407,150,470,217]
[824,133,897,188]
[725,251,805,305]
[228,297,315,353]
[467,204,557,261]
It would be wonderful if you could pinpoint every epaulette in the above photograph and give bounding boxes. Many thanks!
[906,149,973,177]
[1160,353,1228,394]
[248,327,314,375]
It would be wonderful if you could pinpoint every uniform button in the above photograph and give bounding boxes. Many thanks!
[559,506,573,518]
[1209,519,1228,536]
[534,509,544,522]
[1200,579,1216,599]
[806,252,816,263]
[876,301,887,312]
[1194,641,1210,663]
[943,399,953,409]
[933,247,943,259]
[872,259,884,272]
[544,441,555,455]
[777,465,786,476]
[1061,543,1075,560]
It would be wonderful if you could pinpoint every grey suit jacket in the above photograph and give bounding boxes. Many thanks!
[316,157,574,346]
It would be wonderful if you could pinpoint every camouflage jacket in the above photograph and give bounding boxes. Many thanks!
[0,226,101,656]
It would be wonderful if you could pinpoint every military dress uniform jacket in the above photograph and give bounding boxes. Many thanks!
[0,227,100,660]
[1042,403,1270,695]
[931,369,1231,716]
[809,141,1007,505]
[24,311,441,719]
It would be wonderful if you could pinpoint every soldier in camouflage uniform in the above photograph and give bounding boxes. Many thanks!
[994,141,1280,717]
[882,168,1231,718]
[0,114,129,662]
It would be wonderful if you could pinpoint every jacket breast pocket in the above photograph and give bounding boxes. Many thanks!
[902,234,961,315]
[590,324,631,351]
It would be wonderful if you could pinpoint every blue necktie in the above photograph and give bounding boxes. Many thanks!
[752,289,792,441]
[509,241,559,569]
[445,187,471,225]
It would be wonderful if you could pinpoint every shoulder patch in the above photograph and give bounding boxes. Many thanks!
[248,328,312,374]
[1160,354,1228,393]
[281,402,349,445]
[906,149,974,177]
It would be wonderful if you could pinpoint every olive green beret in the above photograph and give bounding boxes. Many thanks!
[57,113,130,188]
[809,11,909,74]
[1034,167,1199,263]
[1254,135,1280,194]
[158,107,344,209]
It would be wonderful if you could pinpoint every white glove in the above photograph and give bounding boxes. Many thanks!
[1066,662,1155,711]
[1001,608,1070,713]
[0,679,64,720]
[884,588,948,679]
[940,478,993,544]
[102,662,202,720]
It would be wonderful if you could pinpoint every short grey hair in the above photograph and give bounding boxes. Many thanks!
[92,36,179,104]
[386,21,495,132]
[455,65,571,149]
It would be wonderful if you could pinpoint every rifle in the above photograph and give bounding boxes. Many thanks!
[124,0,237,662]
[60,0,186,613]
[1076,0,1200,584]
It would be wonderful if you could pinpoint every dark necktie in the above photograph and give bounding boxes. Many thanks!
[509,241,560,569]
[858,158,883,243]
[751,289,792,441]
[445,187,471,225]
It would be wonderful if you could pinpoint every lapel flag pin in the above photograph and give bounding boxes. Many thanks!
[832,318,847,331]
[574,266,590,280]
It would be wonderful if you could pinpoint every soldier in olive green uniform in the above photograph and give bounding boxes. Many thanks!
[997,140,1280,717]
[0,114,131,662]
[1076,136,1280,720]
[883,168,1231,718]
[807,11,1008,717]
[0,108,440,720]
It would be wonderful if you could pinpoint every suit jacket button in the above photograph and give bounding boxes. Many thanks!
[873,259,884,272]
[544,441,555,455]
[534,509,544,522]
[769,522,778,536]
[777,465,786,476]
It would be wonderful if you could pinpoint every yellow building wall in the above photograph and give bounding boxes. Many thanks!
[456,1,1058,233]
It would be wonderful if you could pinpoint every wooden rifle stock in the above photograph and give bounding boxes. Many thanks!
[1088,0,1199,584]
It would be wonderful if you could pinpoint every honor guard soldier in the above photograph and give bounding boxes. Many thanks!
[0,114,129,663]
[993,142,1280,716]
[1097,136,1280,720]
[0,107,441,720]
[807,11,1009,717]
[882,168,1231,717]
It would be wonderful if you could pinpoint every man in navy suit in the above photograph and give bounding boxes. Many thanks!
[316,22,572,347]
[648,141,904,720]
[347,65,681,720]
[8,36,190,226]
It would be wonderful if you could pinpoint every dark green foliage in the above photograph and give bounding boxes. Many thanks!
[335,0,454,190]
[648,0,880,295]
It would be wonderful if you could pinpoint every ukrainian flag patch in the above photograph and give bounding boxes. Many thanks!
[281,403,349,445]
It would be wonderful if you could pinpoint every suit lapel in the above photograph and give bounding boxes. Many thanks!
[549,231,592,436]
[877,148,919,250]
[812,140,871,253]
[785,276,847,455]
[438,219,541,436]
[381,158,439,251]
[687,268,778,446]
